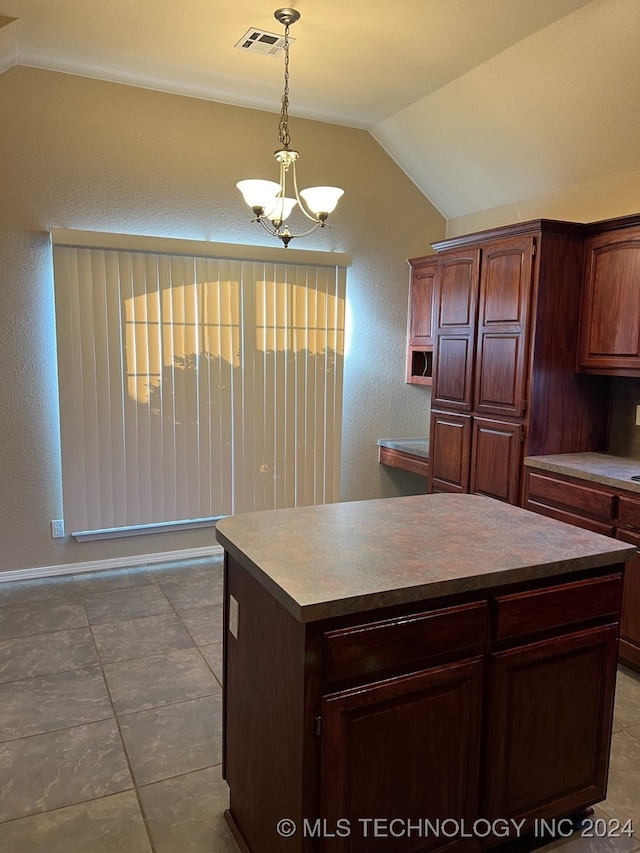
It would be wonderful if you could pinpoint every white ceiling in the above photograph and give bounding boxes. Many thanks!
[1,0,638,220]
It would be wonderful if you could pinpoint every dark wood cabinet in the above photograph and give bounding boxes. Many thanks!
[432,235,532,418]
[470,417,522,504]
[578,222,640,374]
[320,602,487,853]
[408,256,436,347]
[407,255,437,385]
[615,494,640,671]
[615,529,640,671]
[486,625,618,826]
[431,248,479,411]
[474,236,533,418]
[428,221,609,505]
[321,659,483,853]
[524,466,640,672]
[429,410,471,493]
[223,545,627,853]
[430,410,523,503]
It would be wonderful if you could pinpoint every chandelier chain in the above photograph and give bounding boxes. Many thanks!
[236,8,343,246]
[278,22,291,148]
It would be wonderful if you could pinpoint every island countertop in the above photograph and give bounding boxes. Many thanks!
[214,493,634,622]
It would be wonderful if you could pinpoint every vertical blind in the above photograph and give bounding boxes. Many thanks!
[51,232,349,535]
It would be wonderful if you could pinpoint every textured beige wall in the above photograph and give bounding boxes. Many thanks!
[0,66,445,573]
[447,167,640,237]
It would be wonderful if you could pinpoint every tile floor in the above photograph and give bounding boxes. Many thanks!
[0,555,638,853]
[0,555,237,853]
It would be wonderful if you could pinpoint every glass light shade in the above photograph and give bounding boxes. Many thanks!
[266,197,297,223]
[299,186,344,216]
[236,179,282,211]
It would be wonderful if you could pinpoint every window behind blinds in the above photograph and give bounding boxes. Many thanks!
[51,231,349,536]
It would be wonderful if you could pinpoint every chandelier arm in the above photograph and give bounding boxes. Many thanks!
[289,161,321,224]
[255,216,278,236]
[286,221,325,238]
[255,213,325,242]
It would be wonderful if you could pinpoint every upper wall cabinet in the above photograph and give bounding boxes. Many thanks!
[406,255,437,385]
[431,235,533,417]
[430,247,480,409]
[578,221,640,375]
[474,237,534,418]
[427,220,611,505]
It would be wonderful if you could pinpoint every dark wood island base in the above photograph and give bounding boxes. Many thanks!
[215,494,635,853]
[225,810,252,853]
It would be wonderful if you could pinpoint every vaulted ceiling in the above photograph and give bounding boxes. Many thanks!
[1,0,638,221]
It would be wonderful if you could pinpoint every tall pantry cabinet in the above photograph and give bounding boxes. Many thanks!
[428,220,609,504]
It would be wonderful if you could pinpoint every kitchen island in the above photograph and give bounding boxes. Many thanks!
[215,493,635,853]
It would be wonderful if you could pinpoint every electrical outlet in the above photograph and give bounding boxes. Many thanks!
[636,404,640,426]
[51,519,64,539]
[229,595,239,639]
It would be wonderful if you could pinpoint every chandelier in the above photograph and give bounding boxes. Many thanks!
[237,8,344,247]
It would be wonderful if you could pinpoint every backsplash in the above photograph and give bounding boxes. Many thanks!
[608,377,640,458]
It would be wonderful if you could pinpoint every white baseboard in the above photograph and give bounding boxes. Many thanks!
[0,545,224,583]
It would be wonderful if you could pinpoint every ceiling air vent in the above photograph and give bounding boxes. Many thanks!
[234,27,294,57]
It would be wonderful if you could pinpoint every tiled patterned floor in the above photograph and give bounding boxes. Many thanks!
[0,555,237,852]
[0,555,638,852]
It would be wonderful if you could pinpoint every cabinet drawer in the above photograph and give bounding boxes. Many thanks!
[527,472,615,522]
[495,574,623,642]
[618,495,640,531]
[524,500,614,536]
[324,601,488,684]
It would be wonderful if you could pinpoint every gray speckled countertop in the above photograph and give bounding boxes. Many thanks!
[524,452,640,494]
[215,493,633,623]
[378,438,429,459]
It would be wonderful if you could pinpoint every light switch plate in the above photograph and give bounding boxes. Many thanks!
[636,404,640,426]
[229,595,239,639]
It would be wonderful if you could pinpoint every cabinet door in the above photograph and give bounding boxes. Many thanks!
[320,659,483,853]
[428,410,472,494]
[578,226,640,372]
[470,417,522,504]
[485,625,618,825]
[474,236,534,417]
[408,256,437,347]
[432,249,480,411]
[615,527,640,671]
